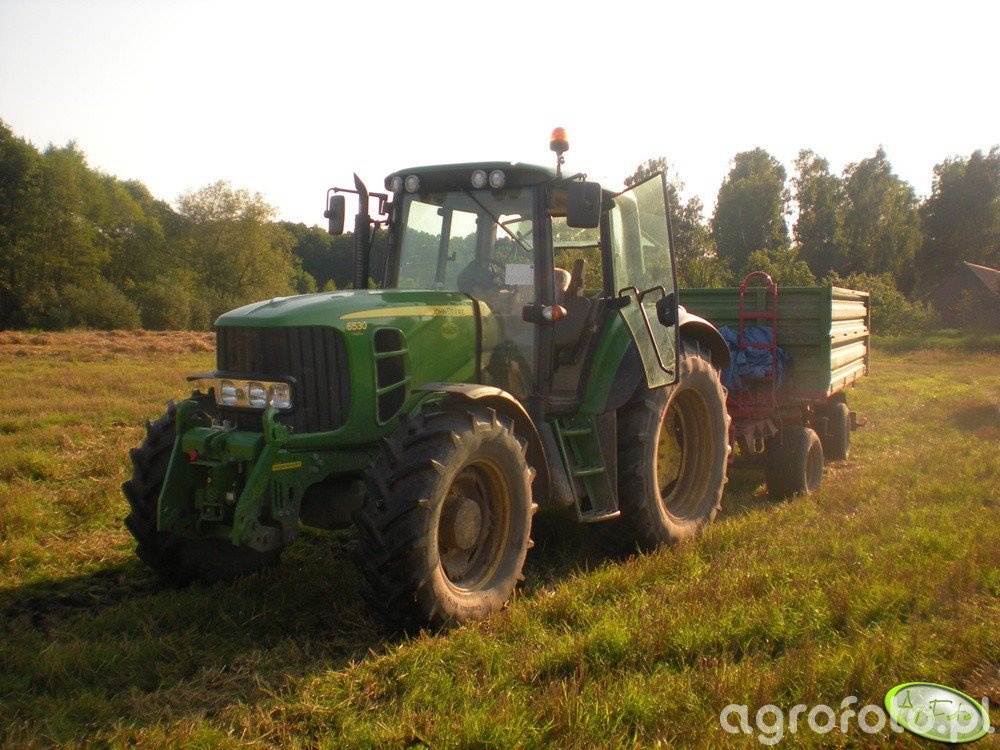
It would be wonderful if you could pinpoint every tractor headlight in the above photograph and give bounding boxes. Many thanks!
[189,375,294,410]
[220,379,239,406]
[488,170,506,189]
[267,382,292,410]
[471,169,488,189]
[247,382,267,409]
[404,174,421,193]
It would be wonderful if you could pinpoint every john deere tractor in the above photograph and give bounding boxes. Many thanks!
[124,130,731,628]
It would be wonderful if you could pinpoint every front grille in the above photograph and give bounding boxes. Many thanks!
[216,326,349,433]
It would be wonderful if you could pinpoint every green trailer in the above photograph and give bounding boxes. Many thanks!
[680,273,870,498]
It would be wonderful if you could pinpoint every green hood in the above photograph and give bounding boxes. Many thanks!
[216,289,475,329]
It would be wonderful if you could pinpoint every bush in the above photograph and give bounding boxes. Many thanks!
[19,283,71,330]
[62,278,141,329]
[742,246,816,287]
[678,255,733,288]
[291,267,317,295]
[139,278,192,330]
[187,295,214,331]
[20,278,141,330]
[826,271,938,335]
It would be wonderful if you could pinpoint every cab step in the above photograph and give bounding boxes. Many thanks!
[551,414,620,523]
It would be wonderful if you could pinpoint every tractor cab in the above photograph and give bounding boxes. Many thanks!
[326,131,681,411]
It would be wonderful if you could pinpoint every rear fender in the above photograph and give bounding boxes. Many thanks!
[413,382,551,505]
[678,306,730,371]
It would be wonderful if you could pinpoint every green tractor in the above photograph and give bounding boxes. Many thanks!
[123,131,731,628]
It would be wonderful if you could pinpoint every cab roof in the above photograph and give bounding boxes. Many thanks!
[387,161,620,202]
[386,162,557,191]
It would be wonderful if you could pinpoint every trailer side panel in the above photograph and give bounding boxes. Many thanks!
[680,285,870,402]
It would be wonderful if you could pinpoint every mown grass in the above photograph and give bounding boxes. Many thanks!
[0,332,997,748]
[874,328,1000,354]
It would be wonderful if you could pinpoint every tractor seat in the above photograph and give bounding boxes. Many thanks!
[554,268,572,304]
[553,259,593,354]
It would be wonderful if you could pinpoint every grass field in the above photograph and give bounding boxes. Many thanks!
[1,331,997,748]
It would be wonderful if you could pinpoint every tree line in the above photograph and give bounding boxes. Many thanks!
[1,119,997,332]
[632,145,999,333]
[0,120,359,331]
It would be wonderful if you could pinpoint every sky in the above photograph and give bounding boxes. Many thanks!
[1,0,998,226]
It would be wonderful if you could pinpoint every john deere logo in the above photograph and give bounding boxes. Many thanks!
[885,683,990,743]
[441,320,459,339]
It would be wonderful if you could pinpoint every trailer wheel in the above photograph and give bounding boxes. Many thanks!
[595,339,729,554]
[122,399,281,583]
[817,402,850,461]
[354,402,535,630]
[764,426,824,500]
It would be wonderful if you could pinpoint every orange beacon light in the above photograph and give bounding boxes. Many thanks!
[550,127,569,155]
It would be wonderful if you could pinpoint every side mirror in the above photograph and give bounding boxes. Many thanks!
[324,194,346,235]
[656,291,678,327]
[566,180,602,229]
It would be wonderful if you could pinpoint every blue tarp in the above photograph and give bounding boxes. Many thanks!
[719,326,789,392]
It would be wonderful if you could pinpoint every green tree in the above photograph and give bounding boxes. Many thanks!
[138,275,194,330]
[280,221,356,290]
[712,148,789,272]
[15,143,119,328]
[175,181,297,320]
[743,246,815,287]
[917,147,1000,292]
[0,120,44,326]
[792,149,843,278]
[838,148,922,290]
[102,179,172,296]
[825,271,937,334]
[625,158,725,287]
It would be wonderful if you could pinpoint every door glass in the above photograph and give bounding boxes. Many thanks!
[610,174,677,388]
[552,217,603,296]
[395,189,538,399]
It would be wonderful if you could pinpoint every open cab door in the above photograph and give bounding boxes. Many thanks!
[610,173,679,389]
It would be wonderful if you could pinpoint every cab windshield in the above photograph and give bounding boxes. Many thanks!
[394,188,535,294]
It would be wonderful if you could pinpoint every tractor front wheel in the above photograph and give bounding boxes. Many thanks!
[354,402,535,630]
[122,399,281,583]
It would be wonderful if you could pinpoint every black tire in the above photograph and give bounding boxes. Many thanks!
[354,402,535,630]
[122,399,281,583]
[596,339,729,555]
[817,402,850,461]
[764,426,824,500]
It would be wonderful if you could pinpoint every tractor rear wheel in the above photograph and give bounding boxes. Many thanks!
[122,399,281,583]
[764,426,824,499]
[354,402,535,630]
[596,339,729,555]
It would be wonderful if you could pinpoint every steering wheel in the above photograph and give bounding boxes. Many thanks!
[457,257,508,297]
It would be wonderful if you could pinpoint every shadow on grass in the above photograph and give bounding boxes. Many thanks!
[0,476,778,742]
[950,401,1000,435]
[0,562,164,628]
[718,467,772,519]
[0,529,399,741]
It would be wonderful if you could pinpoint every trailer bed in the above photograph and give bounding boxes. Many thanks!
[680,285,870,402]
